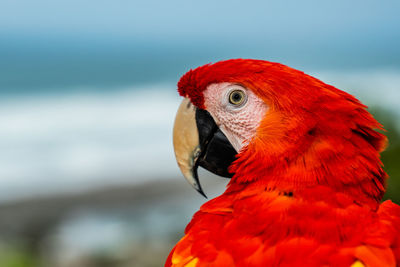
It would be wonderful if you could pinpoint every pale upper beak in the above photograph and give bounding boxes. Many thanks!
[172,98,237,197]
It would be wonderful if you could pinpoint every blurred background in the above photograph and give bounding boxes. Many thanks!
[0,0,399,266]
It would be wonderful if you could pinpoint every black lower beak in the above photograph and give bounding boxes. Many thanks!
[194,109,237,189]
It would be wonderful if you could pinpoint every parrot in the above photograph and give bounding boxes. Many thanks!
[166,59,400,267]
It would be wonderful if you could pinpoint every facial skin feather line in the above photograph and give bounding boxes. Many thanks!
[203,82,268,152]
[168,59,400,267]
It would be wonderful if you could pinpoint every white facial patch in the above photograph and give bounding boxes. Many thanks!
[203,82,268,152]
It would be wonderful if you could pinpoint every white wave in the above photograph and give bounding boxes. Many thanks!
[0,69,398,201]
[0,84,182,201]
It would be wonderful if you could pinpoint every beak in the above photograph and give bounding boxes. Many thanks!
[173,98,237,197]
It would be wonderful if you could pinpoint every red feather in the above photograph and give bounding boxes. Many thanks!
[167,59,399,266]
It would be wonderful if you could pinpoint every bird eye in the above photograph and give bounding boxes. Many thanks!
[228,89,246,106]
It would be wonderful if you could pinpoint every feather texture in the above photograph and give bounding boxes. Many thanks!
[167,59,399,266]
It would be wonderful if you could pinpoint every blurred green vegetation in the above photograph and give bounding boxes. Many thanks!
[0,243,38,267]
[375,110,400,204]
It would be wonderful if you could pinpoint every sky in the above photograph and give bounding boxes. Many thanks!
[0,0,399,42]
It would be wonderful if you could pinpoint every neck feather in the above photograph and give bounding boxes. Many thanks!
[228,108,387,209]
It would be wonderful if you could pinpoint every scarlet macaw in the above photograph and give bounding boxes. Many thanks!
[167,59,400,267]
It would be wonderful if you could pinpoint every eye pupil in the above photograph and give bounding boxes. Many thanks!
[229,89,246,105]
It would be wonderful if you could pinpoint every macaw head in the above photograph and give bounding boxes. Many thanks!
[173,59,387,206]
